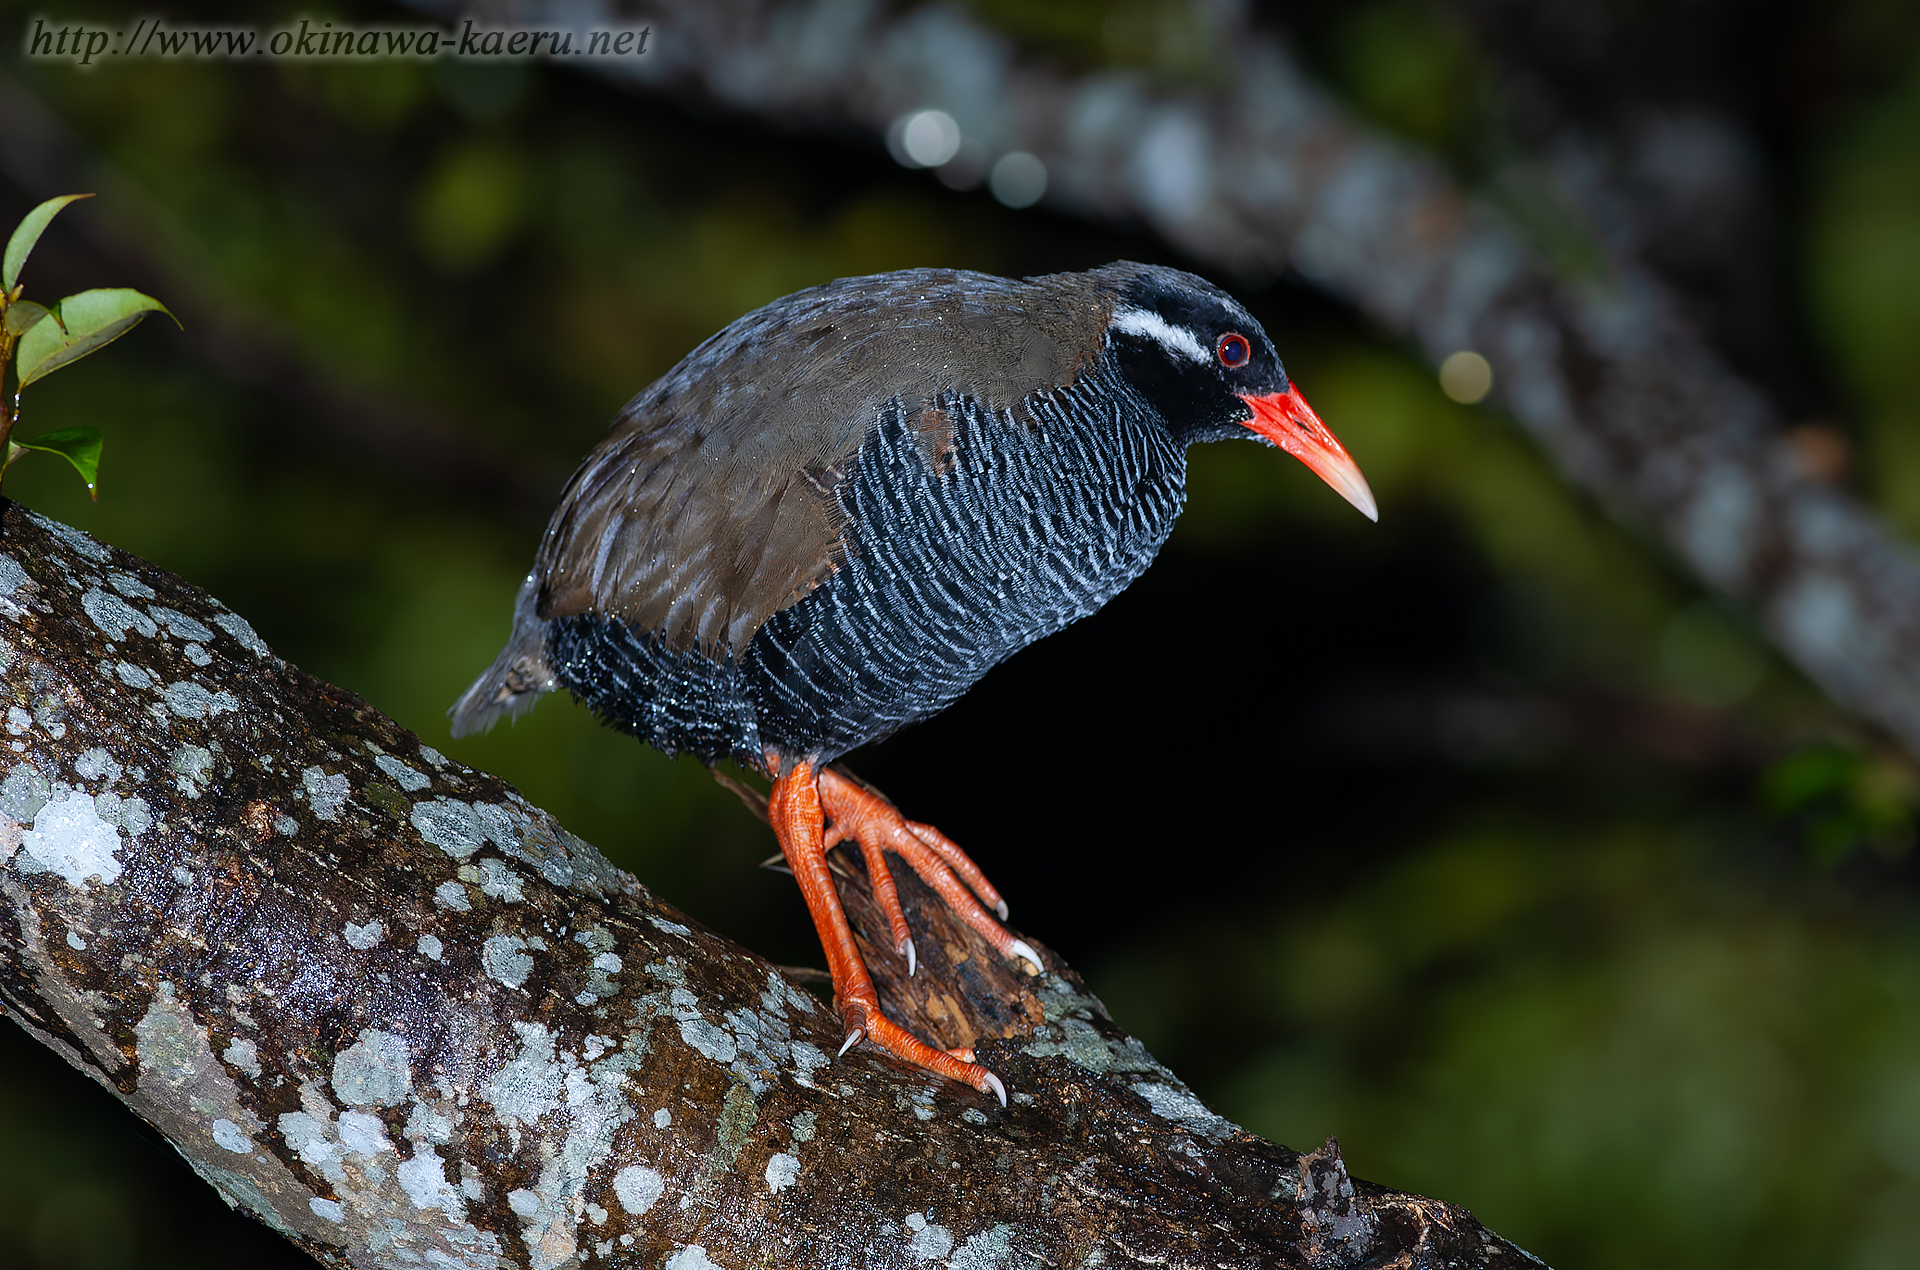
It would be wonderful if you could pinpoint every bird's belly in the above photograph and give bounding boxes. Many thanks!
[545,612,762,763]
[744,392,1186,762]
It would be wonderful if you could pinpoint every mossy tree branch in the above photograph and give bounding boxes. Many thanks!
[0,502,1542,1267]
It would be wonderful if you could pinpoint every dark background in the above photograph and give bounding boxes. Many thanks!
[3,0,1920,1266]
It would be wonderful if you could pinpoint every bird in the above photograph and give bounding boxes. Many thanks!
[450,262,1375,1104]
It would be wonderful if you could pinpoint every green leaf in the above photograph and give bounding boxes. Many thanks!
[3,194,92,293]
[15,288,177,388]
[3,300,50,339]
[9,427,103,498]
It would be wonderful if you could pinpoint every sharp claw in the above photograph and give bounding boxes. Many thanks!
[980,1070,1007,1108]
[901,937,917,978]
[838,1027,864,1058]
[995,900,1009,921]
[1008,939,1043,975]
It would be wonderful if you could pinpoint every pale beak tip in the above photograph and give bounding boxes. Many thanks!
[1329,469,1378,523]
[1352,484,1380,523]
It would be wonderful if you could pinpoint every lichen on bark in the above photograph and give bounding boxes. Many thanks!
[0,503,1543,1268]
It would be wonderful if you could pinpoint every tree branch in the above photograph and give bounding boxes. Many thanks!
[0,503,1541,1265]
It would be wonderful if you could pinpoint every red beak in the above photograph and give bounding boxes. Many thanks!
[1238,385,1378,523]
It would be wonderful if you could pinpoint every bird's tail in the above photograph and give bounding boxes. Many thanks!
[448,572,558,737]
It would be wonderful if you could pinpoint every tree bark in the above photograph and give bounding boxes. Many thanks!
[0,503,1543,1267]
[455,0,1920,758]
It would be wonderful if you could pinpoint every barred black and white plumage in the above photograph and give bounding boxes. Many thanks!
[451,261,1372,769]
[539,362,1186,765]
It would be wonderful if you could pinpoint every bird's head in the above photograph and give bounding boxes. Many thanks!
[1103,265,1377,522]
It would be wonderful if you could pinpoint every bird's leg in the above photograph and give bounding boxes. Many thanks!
[767,757,1007,1104]
[816,766,1043,978]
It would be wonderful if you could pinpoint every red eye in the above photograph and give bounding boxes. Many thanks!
[1217,333,1251,368]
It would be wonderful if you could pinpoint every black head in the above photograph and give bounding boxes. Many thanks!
[1103,264,1287,444]
[1098,263,1378,521]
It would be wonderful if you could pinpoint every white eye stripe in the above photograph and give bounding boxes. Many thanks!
[1110,308,1210,364]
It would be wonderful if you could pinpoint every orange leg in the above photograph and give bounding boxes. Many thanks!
[816,766,1041,979]
[768,758,1008,1104]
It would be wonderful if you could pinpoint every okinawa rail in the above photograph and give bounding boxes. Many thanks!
[451,263,1376,1103]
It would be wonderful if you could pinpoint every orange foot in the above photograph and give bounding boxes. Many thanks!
[766,756,1038,1102]
[816,764,1042,983]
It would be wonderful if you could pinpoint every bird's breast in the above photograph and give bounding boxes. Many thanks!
[742,368,1187,760]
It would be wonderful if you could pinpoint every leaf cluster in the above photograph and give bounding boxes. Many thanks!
[0,194,175,498]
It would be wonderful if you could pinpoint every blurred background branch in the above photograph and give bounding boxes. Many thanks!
[3,1,1920,1267]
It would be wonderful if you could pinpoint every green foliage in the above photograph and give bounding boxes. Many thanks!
[0,194,175,499]
[6,428,103,496]
[1763,745,1917,865]
[14,288,175,388]
[2,300,50,339]
[1,193,90,292]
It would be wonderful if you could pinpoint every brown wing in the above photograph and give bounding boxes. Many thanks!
[533,265,1126,657]
[534,415,852,654]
